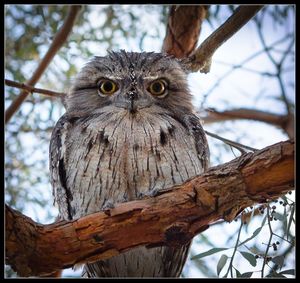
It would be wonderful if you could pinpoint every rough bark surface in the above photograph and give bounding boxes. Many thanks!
[5,139,294,277]
[161,5,209,58]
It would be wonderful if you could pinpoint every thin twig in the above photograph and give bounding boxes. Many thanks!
[5,5,81,124]
[266,240,295,277]
[214,60,276,77]
[254,16,294,116]
[5,79,65,98]
[254,14,277,66]
[261,205,273,278]
[278,37,295,68]
[226,219,243,278]
[272,233,294,245]
[199,34,293,108]
[204,130,258,153]
[276,38,294,116]
[184,5,264,73]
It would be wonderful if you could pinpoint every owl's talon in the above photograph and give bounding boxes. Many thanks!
[149,188,160,197]
[139,188,160,199]
[102,200,115,210]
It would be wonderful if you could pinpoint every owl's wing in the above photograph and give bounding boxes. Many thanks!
[49,114,73,220]
[186,114,210,171]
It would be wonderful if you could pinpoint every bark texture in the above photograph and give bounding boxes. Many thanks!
[5,139,294,277]
[161,5,209,58]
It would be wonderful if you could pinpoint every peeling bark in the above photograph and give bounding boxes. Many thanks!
[162,5,209,58]
[5,140,294,277]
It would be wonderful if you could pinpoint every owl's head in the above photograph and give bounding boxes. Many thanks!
[67,50,194,117]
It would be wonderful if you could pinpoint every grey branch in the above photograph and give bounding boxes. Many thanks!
[183,5,264,73]
[201,108,294,139]
[204,130,258,153]
[5,79,66,98]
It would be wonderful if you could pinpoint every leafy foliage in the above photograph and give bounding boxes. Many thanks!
[191,196,295,278]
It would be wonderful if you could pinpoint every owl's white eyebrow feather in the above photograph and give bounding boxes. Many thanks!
[143,76,159,80]
[104,75,123,80]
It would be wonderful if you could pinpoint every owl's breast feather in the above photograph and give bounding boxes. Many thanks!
[64,112,205,218]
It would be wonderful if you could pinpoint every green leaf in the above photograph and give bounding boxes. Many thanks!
[217,254,228,276]
[279,269,295,275]
[191,248,229,260]
[235,268,242,277]
[272,212,285,221]
[261,213,268,226]
[239,251,257,267]
[238,226,262,247]
[281,195,288,203]
[238,214,267,247]
[271,255,284,269]
[240,272,253,278]
[266,272,286,278]
[287,204,295,240]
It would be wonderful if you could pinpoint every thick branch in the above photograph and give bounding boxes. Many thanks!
[5,79,65,98]
[201,108,294,139]
[5,140,294,277]
[5,6,81,124]
[161,5,209,58]
[183,5,263,73]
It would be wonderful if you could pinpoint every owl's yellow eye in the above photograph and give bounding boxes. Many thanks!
[148,79,167,96]
[98,79,118,95]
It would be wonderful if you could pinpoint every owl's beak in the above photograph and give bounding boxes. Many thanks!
[115,88,150,113]
[127,89,137,114]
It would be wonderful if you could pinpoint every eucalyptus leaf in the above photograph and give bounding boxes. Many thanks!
[240,272,253,278]
[279,269,295,275]
[235,268,242,277]
[271,255,284,269]
[272,212,285,221]
[239,251,257,267]
[238,226,262,247]
[217,254,228,275]
[191,248,229,260]
[287,204,295,240]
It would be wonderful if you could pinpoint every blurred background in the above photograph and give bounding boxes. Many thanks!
[4,5,295,278]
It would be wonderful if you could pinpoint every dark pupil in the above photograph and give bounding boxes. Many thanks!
[103,81,113,92]
[152,82,163,93]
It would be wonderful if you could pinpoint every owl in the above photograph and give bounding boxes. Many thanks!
[49,50,209,277]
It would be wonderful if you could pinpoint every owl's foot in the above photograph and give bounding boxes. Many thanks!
[137,188,162,199]
[102,200,115,211]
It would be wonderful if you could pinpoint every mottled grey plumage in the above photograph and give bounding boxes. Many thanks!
[49,51,209,277]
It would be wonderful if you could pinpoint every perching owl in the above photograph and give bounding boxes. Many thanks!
[49,50,209,278]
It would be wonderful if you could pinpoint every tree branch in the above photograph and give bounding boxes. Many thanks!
[5,79,65,98]
[201,108,294,139]
[161,5,209,58]
[5,5,81,124]
[183,5,264,73]
[5,139,294,277]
